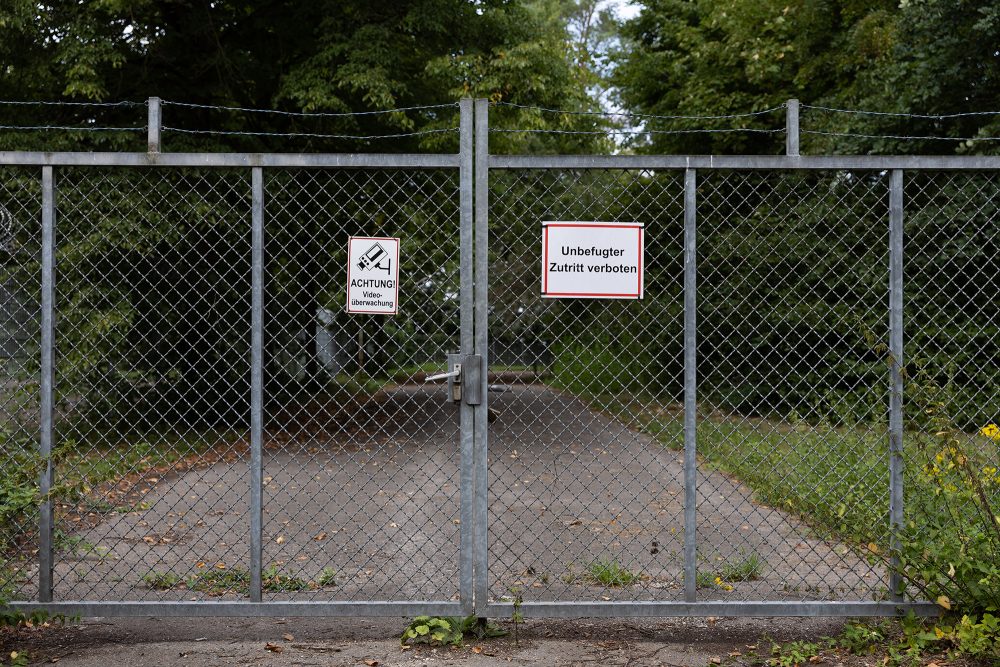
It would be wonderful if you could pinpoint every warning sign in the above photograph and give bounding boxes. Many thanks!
[541,221,644,299]
[346,236,400,314]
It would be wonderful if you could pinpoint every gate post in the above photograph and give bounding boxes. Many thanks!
[39,166,55,603]
[250,166,264,602]
[683,168,698,603]
[473,98,490,615]
[888,169,904,602]
[458,98,476,614]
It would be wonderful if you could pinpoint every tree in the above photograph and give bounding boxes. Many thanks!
[0,0,608,430]
[612,0,1000,156]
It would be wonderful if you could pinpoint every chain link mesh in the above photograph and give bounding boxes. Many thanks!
[51,168,251,601]
[262,169,463,601]
[487,168,688,602]
[1,155,994,612]
[696,170,890,601]
[0,168,41,602]
[903,172,999,545]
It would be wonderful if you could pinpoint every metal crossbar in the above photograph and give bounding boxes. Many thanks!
[3,98,995,619]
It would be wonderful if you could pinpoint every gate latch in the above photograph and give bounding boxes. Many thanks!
[425,353,463,403]
[425,353,482,405]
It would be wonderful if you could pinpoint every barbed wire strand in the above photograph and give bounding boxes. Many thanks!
[802,104,1000,120]
[802,129,1000,141]
[491,127,786,136]
[163,126,458,139]
[161,100,459,118]
[0,100,143,108]
[0,125,146,132]
[494,101,787,121]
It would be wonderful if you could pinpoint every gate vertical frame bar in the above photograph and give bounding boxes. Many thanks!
[473,98,490,615]
[888,168,904,602]
[250,167,264,602]
[458,99,475,614]
[683,168,698,603]
[39,165,55,603]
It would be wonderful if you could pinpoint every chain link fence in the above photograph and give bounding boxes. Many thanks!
[0,99,995,618]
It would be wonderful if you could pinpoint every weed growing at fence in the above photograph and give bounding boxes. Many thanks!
[584,557,642,587]
[140,571,182,590]
[262,566,310,593]
[694,570,715,589]
[721,552,764,582]
[769,639,822,667]
[316,567,337,587]
[400,615,507,648]
[186,568,250,595]
[508,587,523,647]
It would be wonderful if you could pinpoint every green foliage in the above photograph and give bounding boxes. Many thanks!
[837,620,888,655]
[944,613,1000,660]
[0,430,41,549]
[613,0,1000,156]
[831,615,1000,665]
[694,571,716,589]
[400,615,471,647]
[769,640,820,667]
[316,567,337,587]
[508,587,524,647]
[720,552,764,582]
[141,571,183,590]
[186,568,251,596]
[890,367,1000,615]
[584,557,641,587]
[0,0,606,154]
[261,566,310,593]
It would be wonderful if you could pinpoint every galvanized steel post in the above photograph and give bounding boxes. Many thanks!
[473,98,490,614]
[786,99,800,156]
[250,167,264,602]
[458,98,476,614]
[683,168,698,603]
[147,97,161,153]
[888,169,905,602]
[39,166,55,603]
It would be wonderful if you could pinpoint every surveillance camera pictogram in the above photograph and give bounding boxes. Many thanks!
[357,242,392,274]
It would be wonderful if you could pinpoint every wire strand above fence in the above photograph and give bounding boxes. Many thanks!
[493,101,787,122]
[802,104,1000,120]
[161,100,459,117]
[162,126,459,140]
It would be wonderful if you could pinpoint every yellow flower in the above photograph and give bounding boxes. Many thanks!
[981,423,1000,440]
[713,576,734,592]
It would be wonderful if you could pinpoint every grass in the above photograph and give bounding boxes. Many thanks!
[694,570,716,588]
[575,388,999,564]
[186,568,250,595]
[141,571,183,590]
[584,557,642,587]
[721,552,764,582]
[262,565,310,592]
[316,567,337,587]
[584,393,894,545]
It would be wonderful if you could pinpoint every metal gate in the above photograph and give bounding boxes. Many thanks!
[2,98,997,617]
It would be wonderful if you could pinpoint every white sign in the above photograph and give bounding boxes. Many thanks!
[541,221,644,299]
[346,236,400,314]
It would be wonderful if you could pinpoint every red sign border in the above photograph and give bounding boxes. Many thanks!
[346,236,401,315]
[541,222,644,299]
